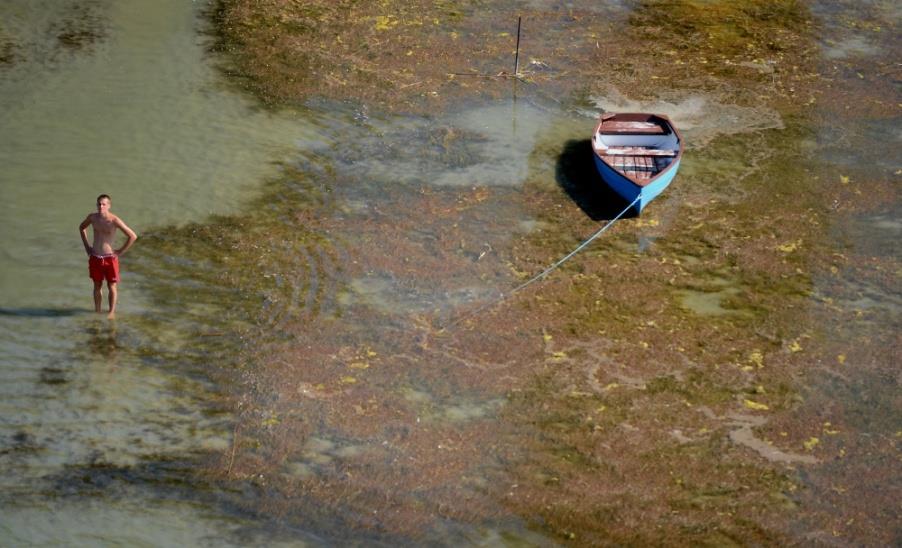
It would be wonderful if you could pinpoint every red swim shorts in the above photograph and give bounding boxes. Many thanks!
[89,254,120,283]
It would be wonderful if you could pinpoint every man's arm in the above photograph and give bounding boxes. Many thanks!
[113,217,137,256]
[79,216,93,256]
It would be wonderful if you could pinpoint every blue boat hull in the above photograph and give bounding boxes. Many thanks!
[593,155,681,214]
[592,112,682,214]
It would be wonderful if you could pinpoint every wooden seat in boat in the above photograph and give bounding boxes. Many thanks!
[597,120,666,134]
[598,146,677,157]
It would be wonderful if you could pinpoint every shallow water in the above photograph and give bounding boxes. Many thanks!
[0,0,316,544]
[0,0,316,308]
[1,0,899,545]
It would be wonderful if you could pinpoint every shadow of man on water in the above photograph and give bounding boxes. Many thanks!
[0,307,85,318]
[555,139,638,221]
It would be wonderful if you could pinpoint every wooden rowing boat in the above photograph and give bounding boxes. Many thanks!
[592,112,682,214]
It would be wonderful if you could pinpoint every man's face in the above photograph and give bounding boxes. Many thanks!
[97,198,110,214]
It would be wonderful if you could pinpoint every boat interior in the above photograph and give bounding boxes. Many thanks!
[594,116,680,183]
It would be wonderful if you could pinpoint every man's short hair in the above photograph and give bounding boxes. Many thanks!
[97,194,111,203]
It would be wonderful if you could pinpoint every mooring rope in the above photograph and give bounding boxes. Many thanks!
[440,194,641,331]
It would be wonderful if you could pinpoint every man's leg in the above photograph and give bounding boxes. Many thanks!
[107,281,117,318]
[93,280,104,313]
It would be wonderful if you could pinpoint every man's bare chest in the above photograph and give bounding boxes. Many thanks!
[92,217,116,235]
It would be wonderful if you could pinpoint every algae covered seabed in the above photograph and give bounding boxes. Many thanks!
[31,0,902,544]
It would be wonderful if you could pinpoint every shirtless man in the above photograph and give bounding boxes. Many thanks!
[79,194,137,318]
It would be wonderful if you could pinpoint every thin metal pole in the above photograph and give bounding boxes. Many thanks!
[514,16,522,75]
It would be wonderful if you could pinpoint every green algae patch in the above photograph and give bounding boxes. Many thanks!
[206,1,637,113]
[0,24,18,66]
[52,2,108,51]
[630,0,809,58]
[0,2,109,67]
[209,0,539,112]
[626,0,816,102]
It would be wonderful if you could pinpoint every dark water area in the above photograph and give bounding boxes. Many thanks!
[2,0,899,545]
